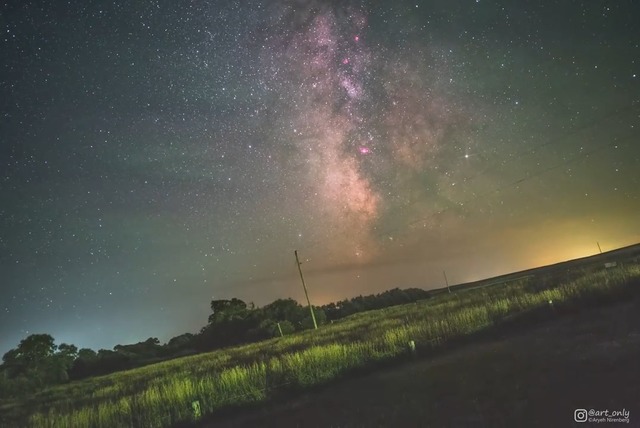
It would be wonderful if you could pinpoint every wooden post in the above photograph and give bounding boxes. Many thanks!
[295,250,318,330]
[277,322,284,337]
[443,270,451,293]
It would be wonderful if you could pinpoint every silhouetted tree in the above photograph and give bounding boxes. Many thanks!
[261,298,306,325]
[69,348,98,379]
[167,333,195,349]
[321,288,430,320]
[14,334,57,365]
[198,298,258,350]
[0,335,83,391]
[208,298,249,323]
[113,337,164,360]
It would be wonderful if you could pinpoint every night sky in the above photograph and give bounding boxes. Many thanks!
[1,0,639,355]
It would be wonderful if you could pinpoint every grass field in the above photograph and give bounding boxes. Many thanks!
[2,262,639,427]
[214,287,640,427]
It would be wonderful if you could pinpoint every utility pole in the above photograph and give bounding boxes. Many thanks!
[295,250,318,330]
[597,242,603,254]
[443,270,451,293]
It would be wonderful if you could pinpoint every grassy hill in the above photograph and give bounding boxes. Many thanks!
[214,290,640,427]
[2,246,640,427]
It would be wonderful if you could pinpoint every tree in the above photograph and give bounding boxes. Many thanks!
[320,288,431,321]
[167,333,195,349]
[0,334,76,387]
[77,348,97,360]
[144,337,160,346]
[1,348,23,377]
[57,343,78,364]
[275,320,295,336]
[92,349,132,374]
[15,334,56,365]
[0,334,57,383]
[2,348,19,365]
[261,298,305,326]
[69,348,98,380]
[208,298,250,324]
[301,307,326,329]
[45,343,79,383]
[114,337,163,359]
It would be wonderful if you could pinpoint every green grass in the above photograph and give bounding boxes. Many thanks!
[220,294,640,427]
[4,264,639,427]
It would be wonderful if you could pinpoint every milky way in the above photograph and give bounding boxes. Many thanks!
[1,0,639,354]
[255,3,476,265]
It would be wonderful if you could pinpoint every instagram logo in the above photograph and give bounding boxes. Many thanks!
[574,409,588,423]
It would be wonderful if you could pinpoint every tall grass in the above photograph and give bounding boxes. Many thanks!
[13,264,640,427]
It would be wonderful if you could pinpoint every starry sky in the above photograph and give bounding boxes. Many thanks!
[1,0,639,355]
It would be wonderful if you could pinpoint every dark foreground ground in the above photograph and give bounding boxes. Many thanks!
[204,296,640,428]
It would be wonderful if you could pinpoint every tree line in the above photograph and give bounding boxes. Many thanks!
[0,287,430,398]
